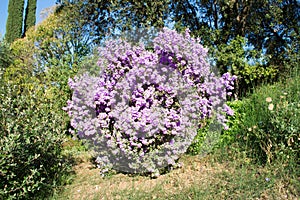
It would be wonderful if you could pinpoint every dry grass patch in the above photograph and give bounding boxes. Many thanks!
[52,154,227,199]
[51,151,299,200]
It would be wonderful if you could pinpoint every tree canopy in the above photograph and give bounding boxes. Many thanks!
[52,0,299,96]
[3,0,300,97]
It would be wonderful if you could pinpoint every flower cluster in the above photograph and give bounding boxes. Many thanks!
[65,28,236,174]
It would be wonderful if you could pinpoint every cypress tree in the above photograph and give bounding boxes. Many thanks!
[24,0,37,37]
[5,0,25,43]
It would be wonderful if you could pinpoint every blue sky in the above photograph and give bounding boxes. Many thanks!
[0,0,56,38]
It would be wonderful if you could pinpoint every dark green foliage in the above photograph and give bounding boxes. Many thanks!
[54,0,168,46]
[169,0,300,97]
[0,81,72,199]
[171,0,300,63]
[5,0,37,43]
[24,0,37,36]
[5,0,25,43]
[112,0,168,29]
[245,0,300,67]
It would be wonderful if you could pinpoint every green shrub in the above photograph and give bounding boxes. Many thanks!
[218,100,246,147]
[0,82,72,199]
[239,71,300,164]
[187,112,240,156]
[186,125,208,155]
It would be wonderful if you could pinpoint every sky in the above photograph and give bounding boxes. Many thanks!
[0,0,56,38]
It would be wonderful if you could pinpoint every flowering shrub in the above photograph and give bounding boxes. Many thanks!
[242,80,300,164]
[65,28,236,175]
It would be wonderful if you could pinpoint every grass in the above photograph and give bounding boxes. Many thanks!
[50,145,299,200]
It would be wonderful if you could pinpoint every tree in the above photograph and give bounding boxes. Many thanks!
[24,0,37,37]
[5,0,25,43]
[5,0,37,43]
[54,0,169,44]
[168,0,300,96]
[170,0,300,59]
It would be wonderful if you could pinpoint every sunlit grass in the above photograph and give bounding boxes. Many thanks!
[50,145,299,200]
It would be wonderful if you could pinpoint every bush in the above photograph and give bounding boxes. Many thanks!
[186,125,209,156]
[0,82,71,199]
[65,28,236,175]
[187,100,246,156]
[0,9,82,199]
[218,100,246,147]
[238,71,300,164]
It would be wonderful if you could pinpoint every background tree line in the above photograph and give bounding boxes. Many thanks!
[6,0,298,96]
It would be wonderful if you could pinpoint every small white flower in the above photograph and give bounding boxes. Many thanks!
[266,97,272,103]
[268,104,274,111]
